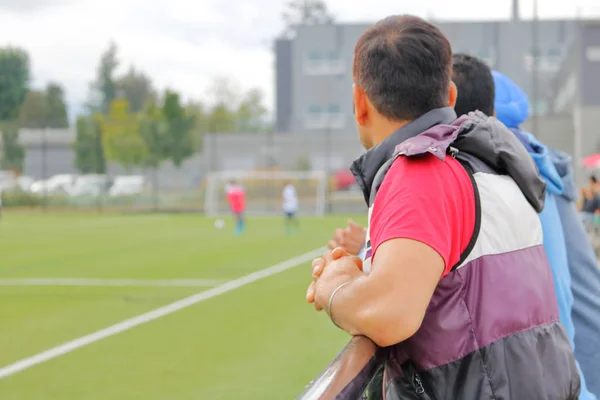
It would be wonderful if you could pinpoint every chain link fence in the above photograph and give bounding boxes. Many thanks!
[1,127,368,215]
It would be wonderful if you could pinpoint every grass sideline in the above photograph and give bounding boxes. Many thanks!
[0,213,366,399]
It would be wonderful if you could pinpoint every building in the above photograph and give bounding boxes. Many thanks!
[274,0,584,135]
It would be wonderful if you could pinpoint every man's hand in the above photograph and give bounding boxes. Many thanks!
[306,248,363,312]
[306,239,444,346]
[327,220,367,256]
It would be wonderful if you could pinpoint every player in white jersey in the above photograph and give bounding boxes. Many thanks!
[282,182,299,233]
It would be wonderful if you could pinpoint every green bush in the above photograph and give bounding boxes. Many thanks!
[1,190,42,207]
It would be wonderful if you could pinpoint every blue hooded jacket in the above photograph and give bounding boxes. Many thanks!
[551,148,600,396]
[494,71,597,399]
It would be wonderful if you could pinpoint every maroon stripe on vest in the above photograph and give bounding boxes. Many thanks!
[391,245,559,371]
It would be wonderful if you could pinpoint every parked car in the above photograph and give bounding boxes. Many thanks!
[68,175,110,197]
[334,169,358,191]
[17,176,35,192]
[31,174,77,195]
[109,176,145,197]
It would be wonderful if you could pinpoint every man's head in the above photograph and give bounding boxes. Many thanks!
[352,15,457,149]
[451,53,495,117]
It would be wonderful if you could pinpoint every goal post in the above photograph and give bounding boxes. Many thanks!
[204,170,328,217]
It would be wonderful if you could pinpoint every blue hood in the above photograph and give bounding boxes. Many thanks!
[493,70,563,196]
[512,129,564,196]
[492,71,530,129]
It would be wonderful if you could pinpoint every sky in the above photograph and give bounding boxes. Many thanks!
[1,0,599,119]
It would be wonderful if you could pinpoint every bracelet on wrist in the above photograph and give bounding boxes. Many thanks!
[327,281,352,329]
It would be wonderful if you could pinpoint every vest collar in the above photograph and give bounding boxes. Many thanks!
[350,107,457,203]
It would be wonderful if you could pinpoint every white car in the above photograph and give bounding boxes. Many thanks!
[68,175,110,197]
[109,176,145,197]
[17,176,34,192]
[31,174,77,195]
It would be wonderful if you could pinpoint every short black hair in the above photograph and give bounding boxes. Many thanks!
[353,15,452,121]
[451,53,495,117]
[591,175,598,184]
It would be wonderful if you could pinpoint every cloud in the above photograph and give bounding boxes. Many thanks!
[0,0,599,120]
[0,0,277,116]
[0,0,73,12]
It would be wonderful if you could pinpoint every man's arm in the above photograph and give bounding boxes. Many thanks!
[314,238,444,347]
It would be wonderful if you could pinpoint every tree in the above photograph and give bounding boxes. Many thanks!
[208,104,236,133]
[0,124,25,172]
[19,90,48,128]
[20,83,69,129]
[282,0,334,33]
[73,115,106,174]
[102,99,147,171]
[0,47,29,172]
[117,66,155,113]
[45,83,68,128]
[89,42,119,114]
[0,47,29,122]
[162,90,195,168]
[206,77,238,133]
[139,100,167,168]
[236,88,268,133]
[186,101,207,152]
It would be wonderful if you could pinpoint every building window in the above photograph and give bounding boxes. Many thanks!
[530,100,548,116]
[524,47,565,73]
[547,48,562,58]
[587,46,600,62]
[308,50,322,61]
[304,104,345,130]
[328,104,345,129]
[308,105,322,114]
[304,50,345,76]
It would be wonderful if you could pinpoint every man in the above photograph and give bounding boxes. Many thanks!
[306,15,579,398]
[282,181,299,233]
[581,175,600,225]
[487,65,600,397]
[225,180,246,235]
[452,53,596,399]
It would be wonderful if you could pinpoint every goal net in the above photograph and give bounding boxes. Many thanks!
[204,170,328,217]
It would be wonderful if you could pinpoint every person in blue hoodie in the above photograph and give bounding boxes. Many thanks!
[452,53,599,399]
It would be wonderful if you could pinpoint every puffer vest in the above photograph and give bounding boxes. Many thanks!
[351,108,580,399]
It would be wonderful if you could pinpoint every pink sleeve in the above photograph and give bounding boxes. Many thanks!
[369,155,475,276]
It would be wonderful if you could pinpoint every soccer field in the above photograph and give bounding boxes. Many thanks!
[0,213,365,399]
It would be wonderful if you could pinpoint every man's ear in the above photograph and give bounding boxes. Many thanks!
[448,81,458,108]
[493,109,497,117]
[353,84,368,126]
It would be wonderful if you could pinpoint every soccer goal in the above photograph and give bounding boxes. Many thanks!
[204,170,328,217]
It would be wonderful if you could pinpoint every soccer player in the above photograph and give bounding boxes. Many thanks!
[225,180,246,235]
[282,181,299,233]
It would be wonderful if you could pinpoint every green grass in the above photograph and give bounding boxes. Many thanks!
[0,213,366,399]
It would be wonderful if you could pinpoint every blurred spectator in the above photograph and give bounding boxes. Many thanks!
[452,54,596,400]
[581,175,600,225]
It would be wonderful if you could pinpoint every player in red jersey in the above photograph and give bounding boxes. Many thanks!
[225,180,246,235]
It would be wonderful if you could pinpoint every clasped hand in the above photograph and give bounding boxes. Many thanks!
[306,247,364,314]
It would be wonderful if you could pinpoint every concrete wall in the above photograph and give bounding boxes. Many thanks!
[204,132,364,173]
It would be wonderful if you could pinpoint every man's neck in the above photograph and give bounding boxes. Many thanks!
[371,119,412,146]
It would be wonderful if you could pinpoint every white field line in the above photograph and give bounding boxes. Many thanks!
[0,247,324,380]
[0,278,225,287]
